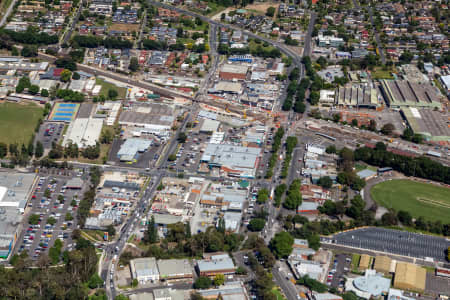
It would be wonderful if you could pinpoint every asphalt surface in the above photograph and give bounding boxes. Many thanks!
[61,1,83,46]
[273,263,299,300]
[326,227,450,262]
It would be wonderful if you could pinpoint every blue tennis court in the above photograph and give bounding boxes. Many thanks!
[48,102,80,122]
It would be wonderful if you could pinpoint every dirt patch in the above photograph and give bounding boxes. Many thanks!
[245,2,277,14]
[109,23,140,32]
[416,197,450,209]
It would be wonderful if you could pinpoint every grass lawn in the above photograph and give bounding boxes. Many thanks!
[76,143,111,165]
[355,163,377,172]
[351,254,360,273]
[371,67,395,80]
[271,287,287,300]
[0,101,43,145]
[370,179,450,222]
[96,78,127,100]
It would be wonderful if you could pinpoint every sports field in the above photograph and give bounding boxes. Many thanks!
[0,101,43,145]
[370,179,450,222]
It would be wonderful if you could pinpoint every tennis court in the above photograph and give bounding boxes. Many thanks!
[48,103,80,122]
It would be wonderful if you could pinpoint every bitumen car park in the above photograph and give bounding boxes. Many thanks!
[15,175,84,260]
[171,131,209,174]
[328,254,351,289]
[331,228,450,262]
[36,122,65,150]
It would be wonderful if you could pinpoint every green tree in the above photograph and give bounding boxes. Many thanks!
[266,6,276,17]
[144,215,158,244]
[28,214,40,225]
[35,141,44,158]
[168,154,177,161]
[129,57,139,72]
[72,72,81,80]
[131,278,138,287]
[47,217,57,225]
[40,89,49,97]
[29,85,39,95]
[248,218,266,232]
[194,276,212,289]
[257,188,269,204]
[108,89,118,100]
[0,143,7,158]
[283,179,302,210]
[88,273,104,289]
[317,176,332,189]
[177,132,187,143]
[213,274,225,286]
[326,145,337,154]
[269,231,294,258]
[60,69,72,82]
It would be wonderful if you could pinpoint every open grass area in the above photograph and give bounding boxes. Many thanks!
[355,163,377,172]
[96,78,127,100]
[0,101,43,145]
[371,67,395,80]
[76,143,111,165]
[371,179,450,222]
[271,287,287,300]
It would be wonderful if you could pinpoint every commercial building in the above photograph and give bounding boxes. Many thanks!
[317,35,345,47]
[117,138,152,162]
[157,259,194,281]
[201,143,261,179]
[199,119,220,133]
[401,108,450,142]
[197,254,236,276]
[373,256,392,274]
[0,172,36,213]
[345,270,391,299]
[357,169,377,181]
[440,75,450,94]
[319,90,335,106]
[65,177,84,189]
[297,201,320,214]
[380,80,442,109]
[219,64,248,81]
[0,207,23,259]
[336,85,379,108]
[290,259,324,280]
[436,266,450,278]
[130,257,160,283]
[197,281,249,299]
[393,262,426,292]
[63,118,103,148]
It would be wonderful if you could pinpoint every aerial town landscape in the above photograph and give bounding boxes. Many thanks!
[0,0,449,299]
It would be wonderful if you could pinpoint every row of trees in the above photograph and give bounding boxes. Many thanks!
[265,127,284,178]
[77,167,102,227]
[73,35,133,49]
[217,43,282,58]
[2,27,58,45]
[48,141,101,161]
[280,136,298,178]
[354,143,450,184]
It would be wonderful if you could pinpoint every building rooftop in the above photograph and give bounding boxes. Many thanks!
[131,257,158,278]
[197,254,235,273]
[0,172,36,211]
[381,80,442,109]
[220,64,248,74]
[350,270,391,298]
[117,138,152,162]
[157,259,193,278]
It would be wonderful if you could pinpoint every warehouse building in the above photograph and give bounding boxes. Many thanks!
[219,64,248,81]
[393,262,426,292]
[380,80,442,109]
[336,85,379,108]
[117,138,152,162]
[130,257,160,283]
[197,254,236,276]
[157,259,194,281]
[63,118,103,148]
[201,143,261,179]
[401,108,450,142]
[199,119,220,133]
[373,256,392,274]
[119,104,175,135]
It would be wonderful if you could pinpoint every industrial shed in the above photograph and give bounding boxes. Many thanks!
[373,256,392,274]
[358,254,371,271]
[393,262,426,292]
